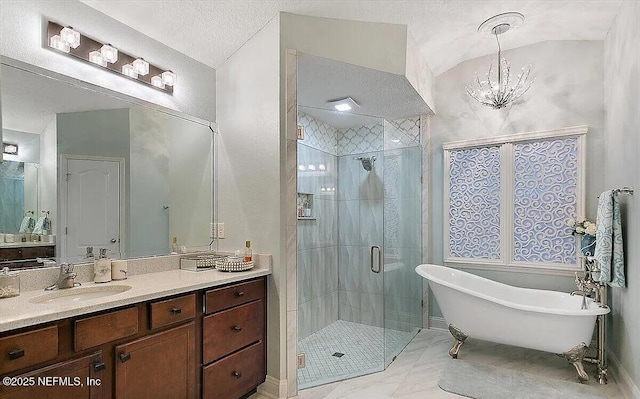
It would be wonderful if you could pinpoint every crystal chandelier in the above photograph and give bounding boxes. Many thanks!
[466,12,534,109]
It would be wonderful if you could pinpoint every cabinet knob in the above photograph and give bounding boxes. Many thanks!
[171,308,182,315]
[236,291,245,297]
[8,349,24,360]
[232,371,242,379]
[119,352,131,363]
[232,326,242,332]
[93,362,106,371]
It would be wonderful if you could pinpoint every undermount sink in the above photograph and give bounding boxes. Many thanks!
[29,285,132,305]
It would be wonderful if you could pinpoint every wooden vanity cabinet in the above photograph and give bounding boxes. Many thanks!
[0,276,267,399]
[0,351,104,399]
[115,323,195,399]
[202,278,267,399]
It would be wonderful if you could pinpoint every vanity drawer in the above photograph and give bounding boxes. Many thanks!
[202,341,265,399]
[75,307,138,351]
[203,299,264,363]
[204,278,265,314]
[0,326,58,375]
[149,293,196,329]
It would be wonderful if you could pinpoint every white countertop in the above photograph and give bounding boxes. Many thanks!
[0,266,271,333]
[0,242,56,248]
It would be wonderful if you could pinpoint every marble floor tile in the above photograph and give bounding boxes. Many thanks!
[248,328,625,399]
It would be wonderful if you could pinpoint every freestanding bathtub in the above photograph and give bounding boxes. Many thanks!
[415,264,610,381]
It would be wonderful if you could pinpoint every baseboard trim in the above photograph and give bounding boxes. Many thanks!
[257,376,287,399]
[428,316,447,331]
[609,351,640,399]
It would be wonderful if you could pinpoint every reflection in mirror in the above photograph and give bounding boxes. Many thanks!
[0,61,214,270]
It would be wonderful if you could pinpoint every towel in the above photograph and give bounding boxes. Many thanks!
[19,216,35,233]
[595,190,625,287]
[32,216,50,235]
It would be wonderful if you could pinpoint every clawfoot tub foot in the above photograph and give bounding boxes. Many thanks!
[563,343,589,382]
[448,324,468,359]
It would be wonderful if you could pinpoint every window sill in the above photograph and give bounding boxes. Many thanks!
[444,259,581,277]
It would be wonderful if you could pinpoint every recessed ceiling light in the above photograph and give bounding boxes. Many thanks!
[327,96,359,112]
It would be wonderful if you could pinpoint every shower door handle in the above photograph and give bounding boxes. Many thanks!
[370,246,382,273]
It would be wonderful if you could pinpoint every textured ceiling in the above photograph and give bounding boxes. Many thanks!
[1,65,130,134]
[297,53,430,128]
[81,0,622,75]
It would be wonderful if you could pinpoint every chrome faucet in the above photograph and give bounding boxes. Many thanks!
[45,263,80,290]
[573,256,604,309]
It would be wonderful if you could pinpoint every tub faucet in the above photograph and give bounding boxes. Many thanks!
[45,263,80,290]
[570,289,589,310]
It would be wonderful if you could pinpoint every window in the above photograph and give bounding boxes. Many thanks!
[443,126,587,273]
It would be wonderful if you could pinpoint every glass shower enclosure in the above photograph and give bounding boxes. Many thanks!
[296,106,423,389]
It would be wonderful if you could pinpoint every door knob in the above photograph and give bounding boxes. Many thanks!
[110,238,117,243]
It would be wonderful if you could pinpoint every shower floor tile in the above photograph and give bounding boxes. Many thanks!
[297,320,416,390]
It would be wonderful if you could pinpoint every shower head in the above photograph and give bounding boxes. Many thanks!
[355,156,376,171]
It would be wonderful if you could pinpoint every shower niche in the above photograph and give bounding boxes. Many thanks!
[297,192,315,219]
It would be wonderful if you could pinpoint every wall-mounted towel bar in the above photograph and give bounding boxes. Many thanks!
[613,187,634,195]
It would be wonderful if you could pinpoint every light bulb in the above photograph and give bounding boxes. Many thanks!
[132,58,149,76]
[122,64,138,78]
[151,75,164,89]
[49,35,70,53]
[60,26,80,49]
[100,44,118,63]
[161,70,177,86]
[88,50,107,67]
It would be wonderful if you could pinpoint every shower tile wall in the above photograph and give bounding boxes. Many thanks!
[0,161,25,232]
[297,112,339,340]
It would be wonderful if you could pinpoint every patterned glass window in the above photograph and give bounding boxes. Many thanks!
[448,146,501,259]
[513,138,578,263]
[444,128,585,271]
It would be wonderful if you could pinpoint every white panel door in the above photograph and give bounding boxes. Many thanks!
[65,159,120,260]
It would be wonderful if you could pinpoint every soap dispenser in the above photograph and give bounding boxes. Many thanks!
[94,248,112,283]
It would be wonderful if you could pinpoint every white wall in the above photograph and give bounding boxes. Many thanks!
[280,13,436,113]
[0,0,215,121]
[39,117,57,234]
[429,41,605,316]
[604,2,640,396]
[2,129,40,163]
[215,15,283,380]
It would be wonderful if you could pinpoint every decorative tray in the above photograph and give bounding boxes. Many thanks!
[215,259,255,272]
[180,254,225,271]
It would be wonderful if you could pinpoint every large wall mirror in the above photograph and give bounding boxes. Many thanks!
[0,58,214,269]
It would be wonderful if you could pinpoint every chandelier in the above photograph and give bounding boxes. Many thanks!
[466,12,534,110]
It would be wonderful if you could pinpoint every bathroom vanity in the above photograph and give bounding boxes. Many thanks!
[0,268,269,399]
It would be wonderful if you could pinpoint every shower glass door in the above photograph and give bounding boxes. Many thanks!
[382,119,423,366]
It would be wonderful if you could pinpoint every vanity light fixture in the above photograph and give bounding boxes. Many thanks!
[327,97,359,112]
[2,143,18,155]
[122,64,138,78]
[60,26,81,49]
[49,35,70,53]
[88,50,107,67]
[100,44,118,64]
[151,75,165,89]
[46,21,175,94]
[133,58,150,76]
[161,70,177,86]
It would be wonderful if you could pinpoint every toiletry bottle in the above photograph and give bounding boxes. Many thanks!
[94,248,112,283]
[171,237,179,254]
[244,241,252,262]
